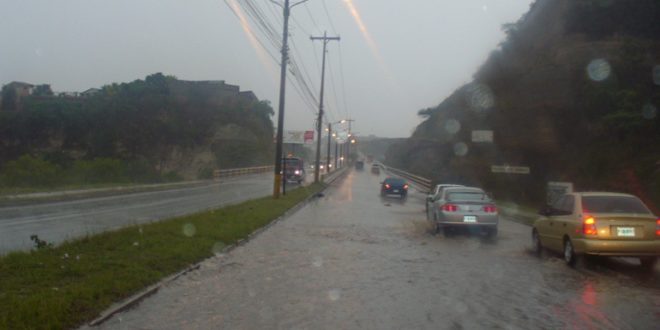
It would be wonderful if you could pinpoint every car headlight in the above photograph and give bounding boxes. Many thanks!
[294,170,300,175]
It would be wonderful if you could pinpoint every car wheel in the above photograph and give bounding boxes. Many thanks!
[563,238,578,267]
[442,225,453,237]
[532,229,543,256]
[640,257,657,271]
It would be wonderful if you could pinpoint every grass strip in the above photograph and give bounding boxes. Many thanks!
[0,183,324,330]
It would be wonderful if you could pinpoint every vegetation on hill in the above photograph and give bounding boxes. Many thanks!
[386,0,660,210]
[0,73,275,187]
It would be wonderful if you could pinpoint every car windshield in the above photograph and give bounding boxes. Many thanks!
[582,196,652,214]
[2,1,658,329]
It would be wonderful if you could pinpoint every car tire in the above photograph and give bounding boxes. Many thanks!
[563,238,578,268]
[640,257,657,271]
[532,229,543,256]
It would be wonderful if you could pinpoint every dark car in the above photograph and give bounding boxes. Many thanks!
[355,161,364,170]
[283,157,305,184]
[380,177,409,198]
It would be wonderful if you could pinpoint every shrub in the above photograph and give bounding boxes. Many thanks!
[0,155,63,187]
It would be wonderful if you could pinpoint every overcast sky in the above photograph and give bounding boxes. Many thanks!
[0,0,533,138]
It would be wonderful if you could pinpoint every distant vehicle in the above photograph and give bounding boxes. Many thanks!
[380,177,409,198]
[428,186,498,237]
[426,184,464,212]
[532,192,659,269]
[355,161,364,170]
[283,157,305,184]
[371,164,380,175]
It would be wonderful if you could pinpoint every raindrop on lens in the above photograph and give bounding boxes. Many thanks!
[453,142,468,157]
[653,65,660,85]
[212,242,226,255]
[444,119,461,135]
[466,83,495,112]
[587,59,611,82]
[182,223,196,237]
[312,256,323,268]
[642,104,657,120]
[328,289,341,301]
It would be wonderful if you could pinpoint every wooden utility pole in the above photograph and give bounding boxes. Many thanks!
[311,31,340,182]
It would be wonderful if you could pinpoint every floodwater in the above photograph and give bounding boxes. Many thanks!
[94,169,660,329]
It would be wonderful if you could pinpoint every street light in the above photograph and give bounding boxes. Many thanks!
[322,119,350,175]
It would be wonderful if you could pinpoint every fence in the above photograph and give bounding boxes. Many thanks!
[381,165,433,193]
[213,166,274,180]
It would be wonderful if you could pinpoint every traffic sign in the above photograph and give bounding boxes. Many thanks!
[491,165,530,174]
[472,130,493,143]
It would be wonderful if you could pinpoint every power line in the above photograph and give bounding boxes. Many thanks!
[337,43,350,118]
[321,0,337,34]
[222,0,280,63]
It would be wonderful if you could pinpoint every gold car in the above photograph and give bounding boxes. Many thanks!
[532,192,660,269]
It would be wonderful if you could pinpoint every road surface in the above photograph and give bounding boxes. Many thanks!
[0,173,293,254]
[94,169,659,329]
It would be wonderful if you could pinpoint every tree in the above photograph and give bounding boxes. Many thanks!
[1,85,17,110]
[33,84,54,96]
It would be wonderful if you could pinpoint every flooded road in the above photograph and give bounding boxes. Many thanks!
[96,169,659,329]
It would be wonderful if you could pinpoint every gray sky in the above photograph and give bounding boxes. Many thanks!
[0,0,532,138]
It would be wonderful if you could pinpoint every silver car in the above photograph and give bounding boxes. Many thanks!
[425,184,463,212]
[427,186,499,237]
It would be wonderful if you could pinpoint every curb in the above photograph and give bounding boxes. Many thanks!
[87,169,349,327]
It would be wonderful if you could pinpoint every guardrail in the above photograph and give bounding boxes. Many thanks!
[213,165,274,180]
[321,165,349,184]
[381,164,433,193]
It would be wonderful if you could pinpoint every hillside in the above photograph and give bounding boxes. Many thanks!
[0,73,275,186]
[387,0,660,209]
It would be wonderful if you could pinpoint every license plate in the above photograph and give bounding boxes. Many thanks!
[463,215,477,223]
[393,189,399,193]
[616,227,635,237]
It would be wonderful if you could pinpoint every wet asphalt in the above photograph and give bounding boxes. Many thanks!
[95,169,659,329]
[0,174,281,254]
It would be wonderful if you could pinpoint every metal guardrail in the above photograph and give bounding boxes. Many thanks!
[381,164,433,193]
[321,165,349,184]
[213,165,274,180]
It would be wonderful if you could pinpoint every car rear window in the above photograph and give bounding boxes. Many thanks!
[447,192,487,201]
[582,196,651,214]
[385,178,405,185]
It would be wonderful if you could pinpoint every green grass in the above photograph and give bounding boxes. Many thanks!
[0,183,324,330]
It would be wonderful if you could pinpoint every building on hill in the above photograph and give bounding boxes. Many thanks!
[168,79,258,106]
[1,81,34,111]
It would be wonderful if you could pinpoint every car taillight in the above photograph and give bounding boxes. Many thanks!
[583,216,597,236]
[442,204,458,212]
[403,184,409,190]
[656,218,660,236]
[483,205,497,213]
[385,184,391,189]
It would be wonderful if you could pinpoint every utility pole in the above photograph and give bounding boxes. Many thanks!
[271,0,309,198]
[345,118,355,163]
[326,123,332,173]
[334,138,339,169]
[311,31,340,182]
